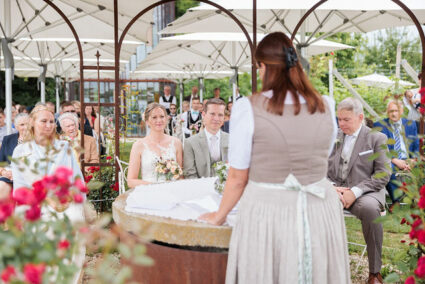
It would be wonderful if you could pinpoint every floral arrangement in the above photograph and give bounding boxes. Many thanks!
[86,156,119,212]
[154,157,183,182]
[0,165,153,284]
[382,158,425,284]
[213,161,229,194]
[0,166,87,284]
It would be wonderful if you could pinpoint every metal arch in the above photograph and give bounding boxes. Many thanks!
[115,0,257,93]
[42,0,86,159]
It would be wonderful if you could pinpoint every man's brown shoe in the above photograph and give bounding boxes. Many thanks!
[368,272,383,284]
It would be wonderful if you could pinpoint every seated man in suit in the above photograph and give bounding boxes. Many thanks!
[181,97,203,138]
[373,100,419,204]
[184,98,228,179]
[328,98,391,284]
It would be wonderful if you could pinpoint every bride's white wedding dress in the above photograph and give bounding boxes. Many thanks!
[140,139,177,183]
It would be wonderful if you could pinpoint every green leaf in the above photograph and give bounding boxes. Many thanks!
[88,180,105,190]
[383,272,399,283]
[367,152,380,161]
[133,255,154,266]
[118,243,132,259]
[373,172,389,179]
[387,138,396,145]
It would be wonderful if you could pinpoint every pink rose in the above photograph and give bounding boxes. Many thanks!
[405,276,416,284]
[13,187,37,206]
[24,263,45,284]
[0,200,14,223]
[25,205,41,222]
[1,265,16,283]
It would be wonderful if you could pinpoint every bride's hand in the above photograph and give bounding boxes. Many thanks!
[199,211,225,226]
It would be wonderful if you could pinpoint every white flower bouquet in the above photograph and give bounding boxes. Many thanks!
[155,157,183,181]
[213,161,229,194]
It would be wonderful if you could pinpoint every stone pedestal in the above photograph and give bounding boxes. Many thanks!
[112,190,233,283]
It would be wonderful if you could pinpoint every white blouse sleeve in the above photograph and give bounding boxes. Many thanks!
[322,95,338,156]
[228,97,254,169]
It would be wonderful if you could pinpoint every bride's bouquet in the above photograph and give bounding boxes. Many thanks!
[155,157,183,181]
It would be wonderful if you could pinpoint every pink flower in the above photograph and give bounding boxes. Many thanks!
[74,178,88,193]
[84,175,93,183]
[420,185,425,197]
[25,205,41,222]
[1,265,16,283]
[418,230,425,244]
[32,180,47,203]
[416,257,425,278]
[13,187,37,206]
[405,276,416,284]
[24,263,45,284]
[73,194,84,203]
[111,182,119,192]
[55,167,73,185]
[0,200,14,223]
[401,218,407,225]
[57,239,70,250]
[106,156,112,160]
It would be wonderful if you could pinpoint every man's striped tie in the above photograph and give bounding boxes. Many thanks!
[393,122,404,159]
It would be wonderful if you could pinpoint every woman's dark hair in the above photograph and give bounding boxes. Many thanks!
[255,32,325,115]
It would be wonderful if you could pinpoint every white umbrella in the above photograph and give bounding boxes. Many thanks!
[351,73,415,88]
[138,32,352,100]
[161,0,425,39]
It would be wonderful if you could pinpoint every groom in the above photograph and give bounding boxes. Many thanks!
[184,98,228,179]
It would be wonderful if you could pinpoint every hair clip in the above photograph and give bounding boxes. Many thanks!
[284,47,298,70]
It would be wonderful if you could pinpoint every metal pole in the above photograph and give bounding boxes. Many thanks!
[179,81,183,115]
[55,76,60,112]
[40,81,46,103]
[4,0,12,135]
[232,68,237,102]
[329,59,333,99]
[198,77,204,102]
[252,0,257,93]
[395,44,401,91]
[114,0,120,193]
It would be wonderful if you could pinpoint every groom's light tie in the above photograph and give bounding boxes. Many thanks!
[210,135,220,162]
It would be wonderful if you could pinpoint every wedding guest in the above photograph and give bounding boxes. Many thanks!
[227,101,233,114]
[57,101,93,137]
[173,101,190,140]
[184,86,199,103]
[18,105,27,114]
[11,104,85,284]
[0,108,17,143]
[84,105,96,129]
[181,97,203,138]
[221,110,230,133]
[127,103,183,187]
[213,87,225,101]
[46,101,56,115]
[403,90,421,129]
[182,100,190,113]
[168,104,178,136]
[373,100,419,204]
[58,112,99,169]
[159,85,177,114]
[328,97,391,284]
[200,32,350,283]
[0,113,29,195]
[93,106,106,155]
[184,99,228,179]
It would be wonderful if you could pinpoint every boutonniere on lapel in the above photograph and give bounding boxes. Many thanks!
[334,138,341,149]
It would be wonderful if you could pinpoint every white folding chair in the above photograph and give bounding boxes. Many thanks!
[115,156,129,195]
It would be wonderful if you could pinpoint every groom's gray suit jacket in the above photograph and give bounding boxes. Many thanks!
[183,130,229,179]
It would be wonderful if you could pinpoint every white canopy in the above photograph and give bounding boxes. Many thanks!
[351,73,415,88]
[161,0,425,46]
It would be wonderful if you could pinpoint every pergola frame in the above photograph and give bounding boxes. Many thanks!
[38,0,425,189]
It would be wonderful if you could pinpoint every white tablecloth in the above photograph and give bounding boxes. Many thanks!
[125,177,237,226]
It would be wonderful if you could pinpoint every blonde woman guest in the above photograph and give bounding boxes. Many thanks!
[200,32,350,283]
[127,103,183,188]
[11,105,85,284]
[58,112,99,167]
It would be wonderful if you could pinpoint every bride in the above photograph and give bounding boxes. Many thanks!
[127,103,183,187]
